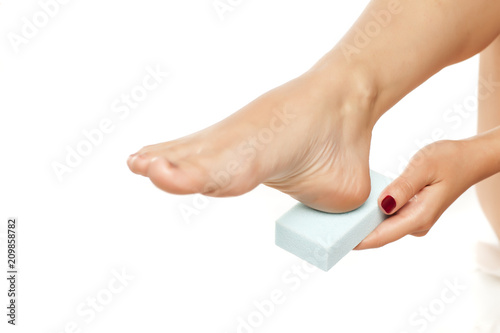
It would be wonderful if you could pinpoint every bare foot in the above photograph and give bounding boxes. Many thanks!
[127,63,377,213]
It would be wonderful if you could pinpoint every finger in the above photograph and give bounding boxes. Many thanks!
[356,186,440,250]
[354,214,412,250]
[378,158,433,215]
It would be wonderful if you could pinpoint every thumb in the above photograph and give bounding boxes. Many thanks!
[379,164,431,215]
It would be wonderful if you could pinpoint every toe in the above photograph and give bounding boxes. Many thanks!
[127,153,152,176]
[147,157,202,194]
[146,156,259,196]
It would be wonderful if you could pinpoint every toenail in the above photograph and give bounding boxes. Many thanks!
[381,195,396,214]
[128,153,145,163]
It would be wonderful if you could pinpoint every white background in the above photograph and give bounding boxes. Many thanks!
[0,0,499,332]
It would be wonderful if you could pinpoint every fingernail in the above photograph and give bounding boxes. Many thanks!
[381,195,396,214]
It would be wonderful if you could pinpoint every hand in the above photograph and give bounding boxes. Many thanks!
[356,139,485,250]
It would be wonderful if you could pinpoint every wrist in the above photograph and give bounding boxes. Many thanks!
[463,128,500,184]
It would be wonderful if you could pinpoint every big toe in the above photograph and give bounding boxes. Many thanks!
[127,153,153,176]
[147,157,210,195]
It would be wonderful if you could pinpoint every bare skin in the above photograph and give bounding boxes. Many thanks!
[128,0,500,213]
[356,131,500,249]
[357,35,500,249]
[476,35,500,241]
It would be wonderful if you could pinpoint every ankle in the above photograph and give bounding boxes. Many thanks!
[307,55,381,132]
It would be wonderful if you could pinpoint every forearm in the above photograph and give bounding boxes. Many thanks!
[464,126,500,185]
[312,0,500,127]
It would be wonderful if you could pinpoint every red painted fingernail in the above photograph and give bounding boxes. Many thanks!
[381,195,396,214]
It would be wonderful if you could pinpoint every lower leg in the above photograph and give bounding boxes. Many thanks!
[476,35,500,241]
[128,0,500,213]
